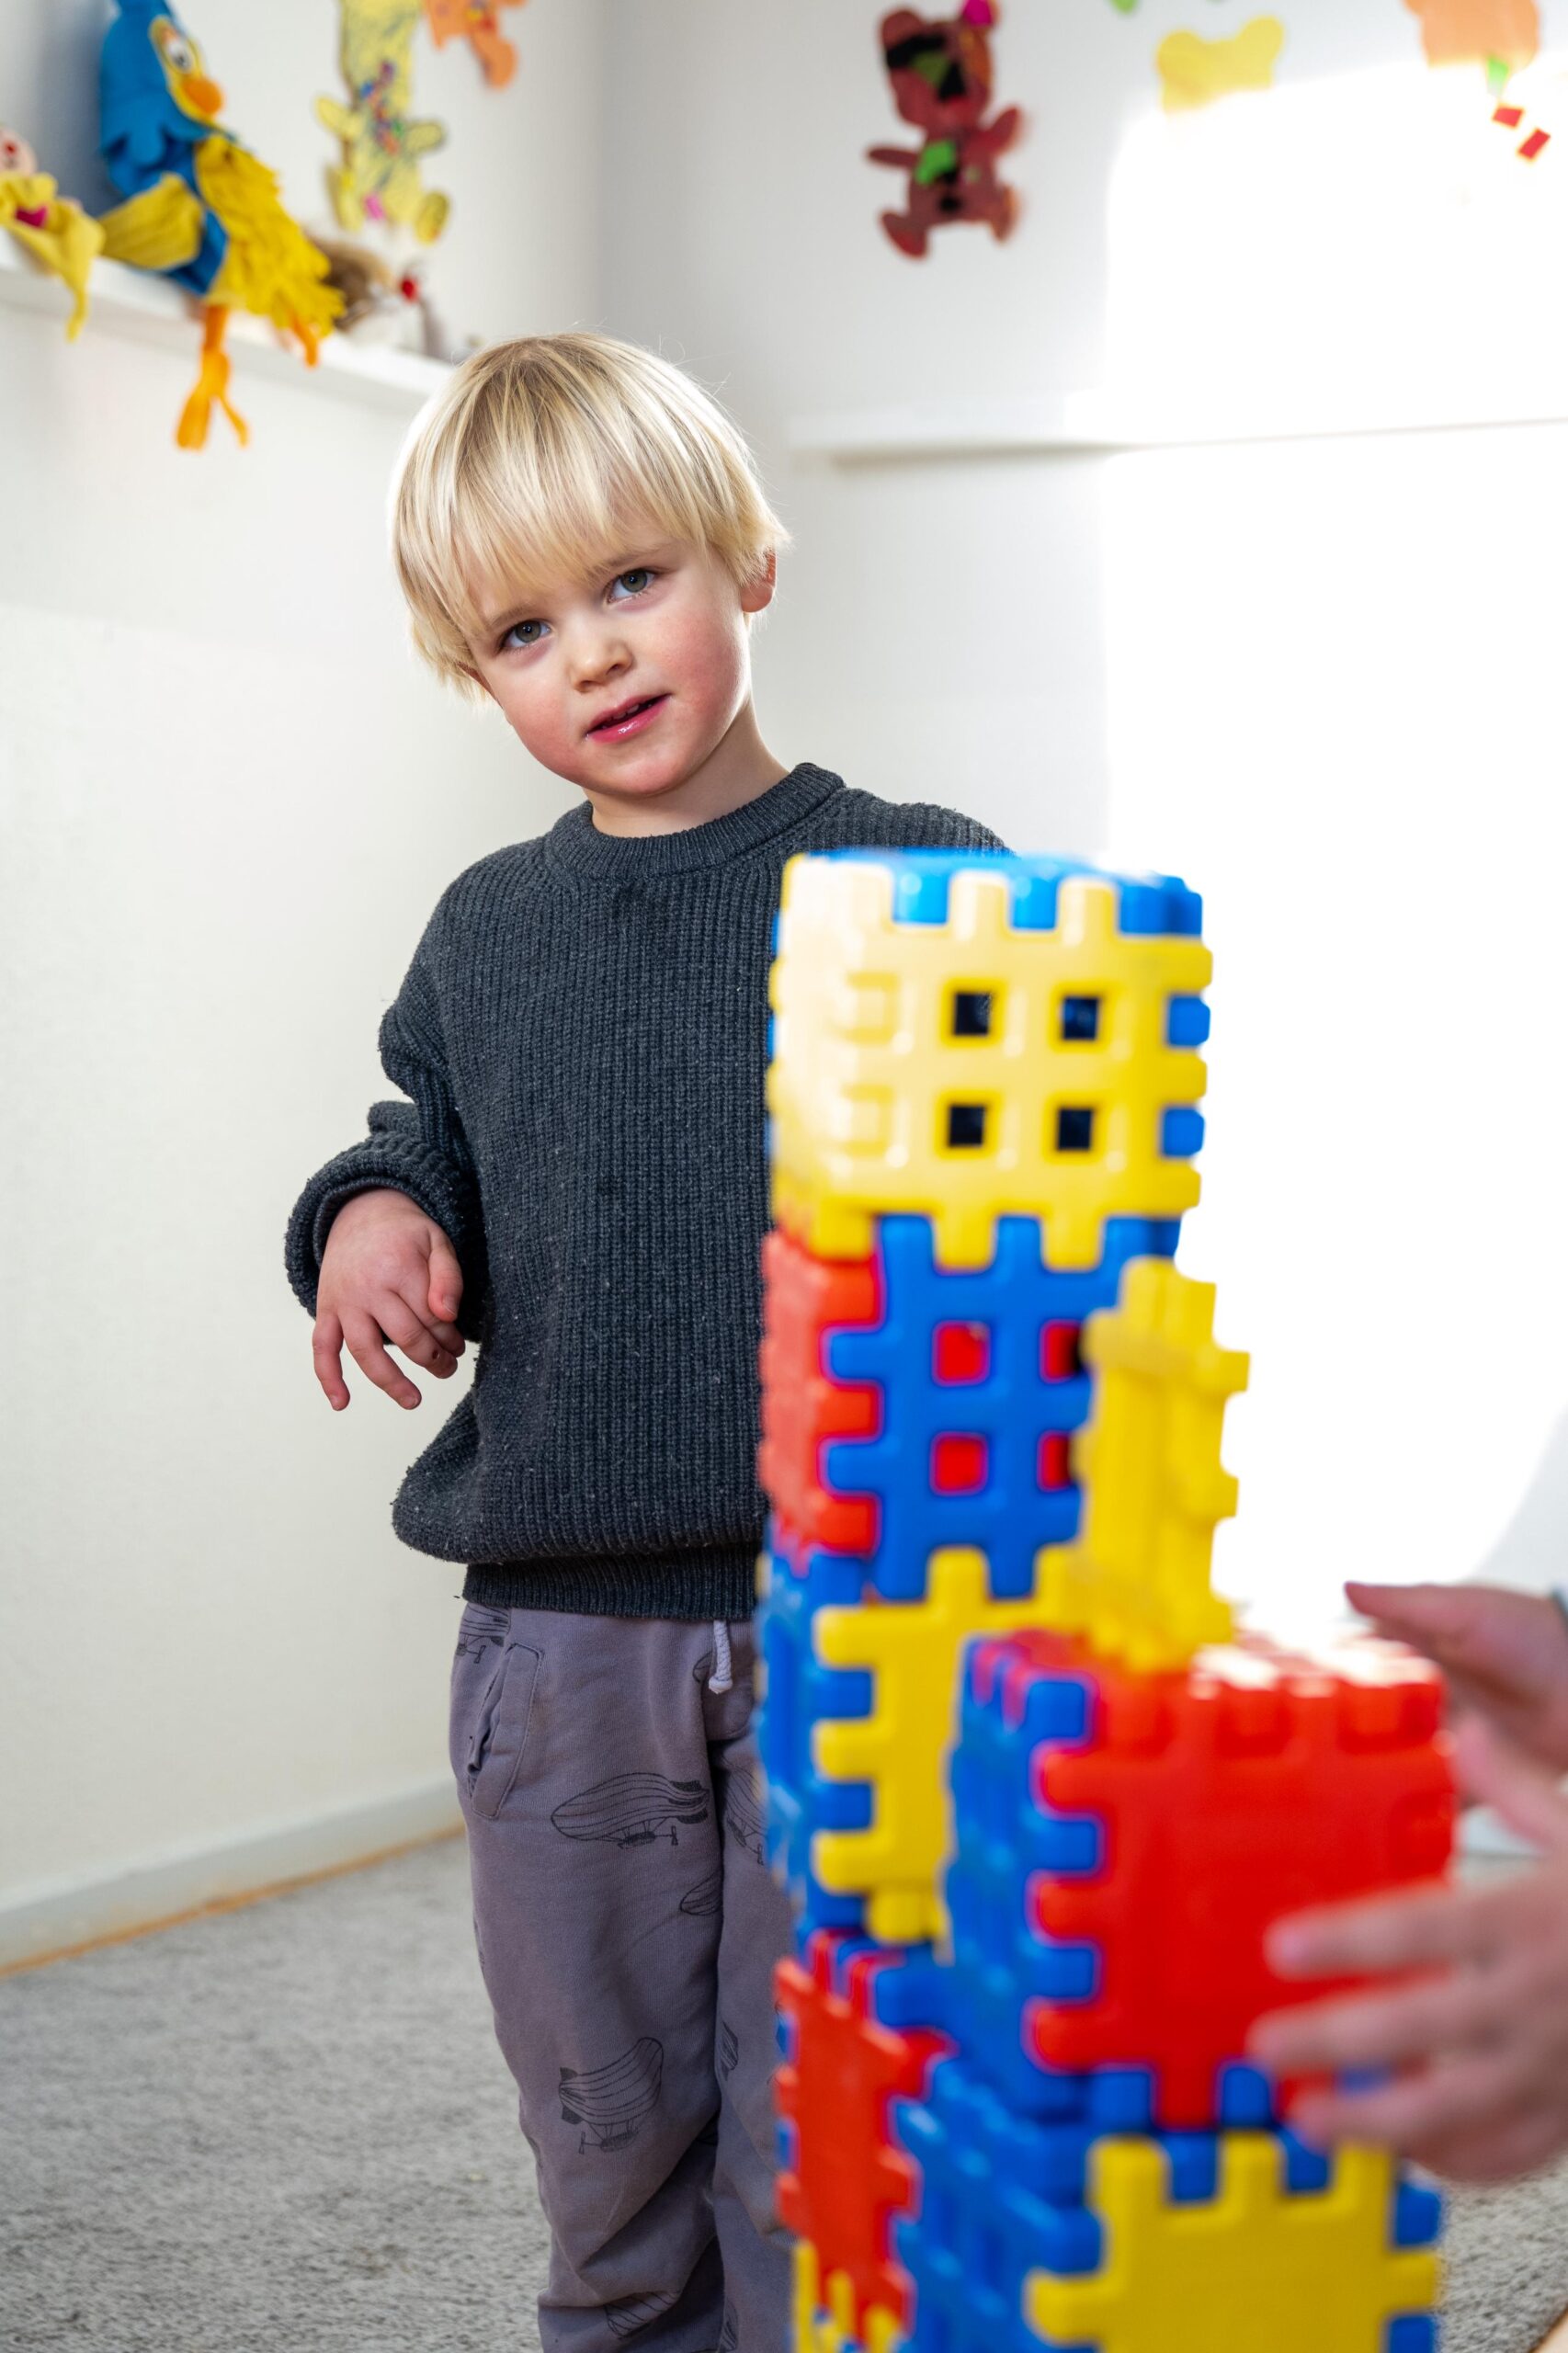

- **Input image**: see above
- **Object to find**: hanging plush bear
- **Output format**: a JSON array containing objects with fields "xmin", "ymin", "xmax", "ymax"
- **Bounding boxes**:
[{"xmin": 868, "ymin": 0, "xmax": 1022, "ymax": 258}]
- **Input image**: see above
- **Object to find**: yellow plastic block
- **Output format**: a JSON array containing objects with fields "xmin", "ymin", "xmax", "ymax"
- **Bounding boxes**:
[
  {"xmin": 767, "ymin": 858, "xmax": 1210, "ymax": 1273},
  {"xmin": 1041, "ymin": 1260, "xmax": 1245, "ymax": 1672},
  {"xmin": 793, "ymin": 2242, "xmax": 904, "ymax": 2353},
  {"xmin": 1026, "ymin": 2134, "xmax": 1441, "ymax": 2353},
  {"xmin": 812, "ymin": 1547, "xmax": 1055, "ymax": 1942}
]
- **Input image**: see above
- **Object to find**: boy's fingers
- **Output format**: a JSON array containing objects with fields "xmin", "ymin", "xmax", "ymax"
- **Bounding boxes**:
[
  {"xmin": 341, "ymin": 1307, "xmax": 423, "ymax": 1410},
  {"xmin": 1249, "ymin": 1970, "xmax": 1495, "ymax": 2077},
  {"xmin": 381, "ymin": 1288, "xmax": 461, "ymax": 1381},
  {"xmin": 1454, "ymin": 1717, "xmax": 1568, "ymax": 1855},
  {"xmin": 1267, "ymin": 1878, "xmax": 1480, "ymax": 1980},
  {"xmin": 426, "ymin": 1234, "xmax": 464, "ymax": 1331},
  {"xmin": 312, "ymin": 1308, "xmax": 350, "ymax": 1409}
]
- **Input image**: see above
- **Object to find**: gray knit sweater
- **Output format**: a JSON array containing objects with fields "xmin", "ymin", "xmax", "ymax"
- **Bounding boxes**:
[{"xmin": 284, "ymin": 762, "xmax": 1006, "ymax": 1620}]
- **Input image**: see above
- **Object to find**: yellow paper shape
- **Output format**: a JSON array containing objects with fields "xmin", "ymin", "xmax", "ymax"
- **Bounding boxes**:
[
  {"xmin": 317, "ymin": 0, "xmax": 449, "ymax": 243},
  {"xmin": 1041, "ymin": 1258, "xmax": 1244, "ymax": 1671},
  {"xmin": 1404, "ymin": 0, "xmax": 1539, "ymax": 67},
  {"xmin": 768, "ymin": 858, "xmax": 1210, "ymax": 1274},
  {"xmin": 1157, "ymin": 18, "xmax": 1286, "ymax": 111},
  {"xmin": 812, "ymin": 1547, "xmax": 1057, "ymax": 1943},
  {"xmin": 1, "ymin": 173, "xmax": 107, "ymax": 339},
  {"xmin": 1028, "ymin": 2135, "xmax": 1441, "ymax": 2353}
]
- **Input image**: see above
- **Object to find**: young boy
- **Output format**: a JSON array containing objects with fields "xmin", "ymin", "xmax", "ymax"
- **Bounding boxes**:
[{"xmin": 283, "ymin": 330, "xmax": 1004, "ymax": 2351}]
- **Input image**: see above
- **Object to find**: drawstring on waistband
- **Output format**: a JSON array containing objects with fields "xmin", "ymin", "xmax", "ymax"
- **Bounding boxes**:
[{"xmin": 707, "ymin": 1619, "xmax": 733, "ymax": 1694}]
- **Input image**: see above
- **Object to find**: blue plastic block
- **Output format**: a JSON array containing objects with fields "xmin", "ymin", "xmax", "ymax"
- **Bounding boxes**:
[
  {"xmin": 756, "ymin": 1545, "xmax": 875, "ymax": 1937},
  {"xmin": 1159, "ymin": 1107, "xmax": 1206, "ymax": 1160},
  {"xmin": 822, "ymin": 849, "xmax": 1203, "ymax": 939},
  {"xmin": 1165, "ymin": 994, "xmax": 1211, "ymax": 1048},
  {"xmin": 1386, "ymin": 2322, "xmax": 1438, "ymax": 2353},
  {"xmin": 1392, "ymin": 2178, "xmax": 1444, "ymax": 2251},
  {"xmin": 821, "ymin": 1213, "xmax": 1177, "ymax": 1599}
]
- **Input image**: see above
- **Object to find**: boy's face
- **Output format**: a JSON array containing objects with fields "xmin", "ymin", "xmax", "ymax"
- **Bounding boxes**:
[{"xmin": 463, "ymin": 531, "xmax": 776, "ymax": 810}]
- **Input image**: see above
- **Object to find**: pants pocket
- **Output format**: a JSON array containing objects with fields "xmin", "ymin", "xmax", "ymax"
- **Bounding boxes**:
[{"xmin": 451, "ymin": 1611, "xmax": 543, "ymax": 1821}]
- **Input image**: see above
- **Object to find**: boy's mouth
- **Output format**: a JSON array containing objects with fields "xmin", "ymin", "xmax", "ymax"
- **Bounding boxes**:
[{"xmin": 586, "ymin": 692, "xmax": 669, "ymax": 740}]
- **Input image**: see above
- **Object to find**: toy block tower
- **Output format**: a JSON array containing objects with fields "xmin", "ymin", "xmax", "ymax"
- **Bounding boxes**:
[{"xmin": 756, "ymin": 849, "xmax": 1453, "ymax": 2352}]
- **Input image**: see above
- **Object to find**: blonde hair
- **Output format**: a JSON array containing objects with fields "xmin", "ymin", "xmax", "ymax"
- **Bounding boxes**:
[{"xmin": 391, "ymin": 331, "xmax": 790, "ymax": 698}]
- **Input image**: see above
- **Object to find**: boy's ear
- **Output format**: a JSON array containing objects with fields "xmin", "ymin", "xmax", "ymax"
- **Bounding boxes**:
[{"xmin": 740, "ymin": 548, "xmax": 778, "ymax": 618}]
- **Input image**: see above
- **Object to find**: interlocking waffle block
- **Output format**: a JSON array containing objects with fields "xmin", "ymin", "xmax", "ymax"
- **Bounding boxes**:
[
  {"xmin": 793, "ymin": 2241, "xmax": 903, "ymax": 2352},
  {"xmin": 1041, "ymin": 1260, "xmax": 1245, "ymax": 1670},
  {"xmin": 759, "ymin": 1214, "xmax": 1175, "ymax": 1595},
  {"xmin": 776, "ymin": 1931, "xmax": 950, "ymax": 2335},
  {"xmin": 757, "ymin": 1544, "xmax": 874, "ymax": 1935},
  {"xmin": 945, "ymin": 1631, "xmax": 1455, "ymax": 2128},
  {"xmin": 767, "ymin": 853, "xmax": 1210, "ymax": 1272},
  {"xmin": 761, "ymin": 1543, "xmax": 1061, "ymax": 1943},
  {"xmin": 886, "ymin": 2057, "xmax": 1440, "ymax": 2353},
  {"xmin": 1027, "ymin": 2132, "xmax": 1442, "ymax": 2353}
]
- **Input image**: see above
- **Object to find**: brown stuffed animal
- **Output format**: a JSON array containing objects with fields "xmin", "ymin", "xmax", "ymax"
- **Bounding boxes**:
[{"xmin": 868, "ymin": 0, "xmax": 1022, "ymax": 258}]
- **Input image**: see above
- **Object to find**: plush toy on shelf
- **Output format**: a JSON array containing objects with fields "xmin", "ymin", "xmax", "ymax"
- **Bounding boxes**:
[
  {"xmin": 97, "ymin": 0, "xmax": 343, "ymax": 449},
  {"xmin": 868, "ymin": 0, "xmax": 1023, "ymax": 258},
  {"xmin": 317, "ymin": 0, "xmax": 450, "ymax": 245},
  {"xmin": 424, "ymin": 0, "xmax": 528, "ymax": 89},
  {"xmin": 0, "ymin": 126, "xmax": 107, "ymax": 340}
]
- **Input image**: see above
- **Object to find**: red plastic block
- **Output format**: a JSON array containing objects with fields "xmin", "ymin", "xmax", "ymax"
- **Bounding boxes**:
[
  {"xmin": 1037, "ymin": 1433, "xmax": 1073, "ymax": 1491},
  {"xmin": 1041, "ymin": 1322, "xmax": 1083, "ymax": 1381},
  {"xmin": 775, "ymin": 1930, "xmax": 952, "ymax": 2332},
  {"xmin": 931, "ymin": 1434, "xmax": 988, "ymax": 1494},
  {"xmin": 934, "ymin": 1320, "xmax": 991, "ymax": 1384},
  {"xmin": 758, "ymin": 1230, "xmax": 881, "ymax": 1556},
  {"xmin": 983, "ymin": 1633, "xmax": 1456, "ymax": 2128}
]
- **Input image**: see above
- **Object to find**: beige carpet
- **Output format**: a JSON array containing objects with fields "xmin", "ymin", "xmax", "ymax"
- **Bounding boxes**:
[{"xmin": 2, "ymin": 1836, "xmax": 1565, "ymax": 2350}]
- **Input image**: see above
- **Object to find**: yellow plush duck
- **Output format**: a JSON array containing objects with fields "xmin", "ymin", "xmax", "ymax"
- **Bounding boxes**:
[
  {"xmin": 98, "ymin": 2, "xmax": 343, "ymax": 449},
  {"xmin": 0, "ymin": 126, "xmax": 107, "ymax": 339}
]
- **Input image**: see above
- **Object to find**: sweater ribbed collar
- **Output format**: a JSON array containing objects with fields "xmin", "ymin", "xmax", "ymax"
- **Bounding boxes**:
[{"xmin": 543, "ymin": 762, "xmax": 846, "ymax": 881}]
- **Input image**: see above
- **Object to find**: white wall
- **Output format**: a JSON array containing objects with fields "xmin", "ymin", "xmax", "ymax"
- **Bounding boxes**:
[
  {"xmin": 0, "ymin": 0, "xmax": 603, "ymax": 1959},
  {"xmin": 9, "ymin": 0, "xmax": 1568, "ymax": 1957},
  {"xmin": 597, "ymin": 0, "xmax": 1568, "ymax": 1630}
]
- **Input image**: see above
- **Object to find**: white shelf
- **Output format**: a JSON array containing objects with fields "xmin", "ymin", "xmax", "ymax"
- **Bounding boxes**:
[
  {"xmin": 0, "ymin": 230, "xmax": 454, "ymax": 415},
  {"xmin": 788, "ymin": 387, "xmax": 1568, "ymax": 462}
]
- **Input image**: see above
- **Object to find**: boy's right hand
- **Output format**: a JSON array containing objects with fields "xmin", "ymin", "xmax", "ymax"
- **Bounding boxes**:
[{"xmin": 312, "ymin": 1188, "xmax": 467, "ymax": 1412}]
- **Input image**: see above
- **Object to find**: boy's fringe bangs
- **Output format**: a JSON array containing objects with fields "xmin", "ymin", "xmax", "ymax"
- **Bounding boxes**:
[{"xmin": 392, "ymin": 334, "xmax": 789, "ymax": 697}]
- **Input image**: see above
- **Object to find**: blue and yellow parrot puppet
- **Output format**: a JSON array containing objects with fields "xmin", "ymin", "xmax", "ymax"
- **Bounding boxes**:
[{"xmin": 98, "ymin": 2, "xmax": 343, "ymax": 449}]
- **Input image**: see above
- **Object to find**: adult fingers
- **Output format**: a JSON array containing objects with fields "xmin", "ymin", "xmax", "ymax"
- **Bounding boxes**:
[
  {"xmin": 1249, "ymin": 1970, "xmax": 1497, "ymax": 2078},
  {"xmin": 341, "ymin": 1305, "xmax": 425, "ymax": 1411},
  {"xmin": 1288, "ymin": 2047, "xmax": 1534, "ymax": 2158},
  {"xmin": 1453, "ymin": 1717, "xmax": 1568, "ymax": 1856},
  {"xmin": 1413, "ymin": 2104, "xmax": 1568, "ymax": 2187},
  {"xmin": 312, "ymin": 1307, "xmax": 350, "ymax": 1410},
  {"xmin": 1266, "ymin": 1877, "xmax": 1489, "ymax": 1981},
  {"xmin": 1345, "ymin": 1582, "xmax": 1478, "ymax": 1648}
]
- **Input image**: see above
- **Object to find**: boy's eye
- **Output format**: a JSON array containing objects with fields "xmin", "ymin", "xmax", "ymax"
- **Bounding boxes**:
[
  {"xmin": 500, "ymin": 619, "xmax": 546, "ymax": 651},
  {"xmin": 611, "ymin": 568, "xmax": 654, "ymax": 598}
]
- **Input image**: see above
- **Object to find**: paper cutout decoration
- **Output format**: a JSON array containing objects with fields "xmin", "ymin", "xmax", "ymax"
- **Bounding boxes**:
[
  {"xmin": 0, "ymin": 127, "xmax": 107, "ymax": 339},
  {"xmin": 317, "ymin": 0, "xmax": 449, "ymax": 243},
  {"xmin": 1403, "ymin": 0, "xmax": 1540, "ymax": 68},
  {"xmin": 1156, "ymin": 17, "xmax": 1286, "ymax": 111},
  {"xmin": 424, "ymin": 0, "xmax": 528, "ymax": 89},
  {"xmin": 1494, "ymin": 92, "xmax": 1552, "ymax": 157},
  {"xmin": 99, "ymin": 2, "xmax": 342, "ymax": 449},
  {"xmin": 868, "ymin": 1, "xmax": 1024, "ymax": 257}
]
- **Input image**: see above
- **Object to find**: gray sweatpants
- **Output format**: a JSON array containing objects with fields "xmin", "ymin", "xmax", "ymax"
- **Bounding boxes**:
[{"xmin": 449, "ymin": 1601, "xmax": 795, "ymax": 2352}]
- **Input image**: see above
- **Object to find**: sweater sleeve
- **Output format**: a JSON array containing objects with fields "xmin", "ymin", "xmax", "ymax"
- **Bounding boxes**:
[{"xmin": 282, "ymin": 931, "xmax": 487, "ymax": 1336}]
